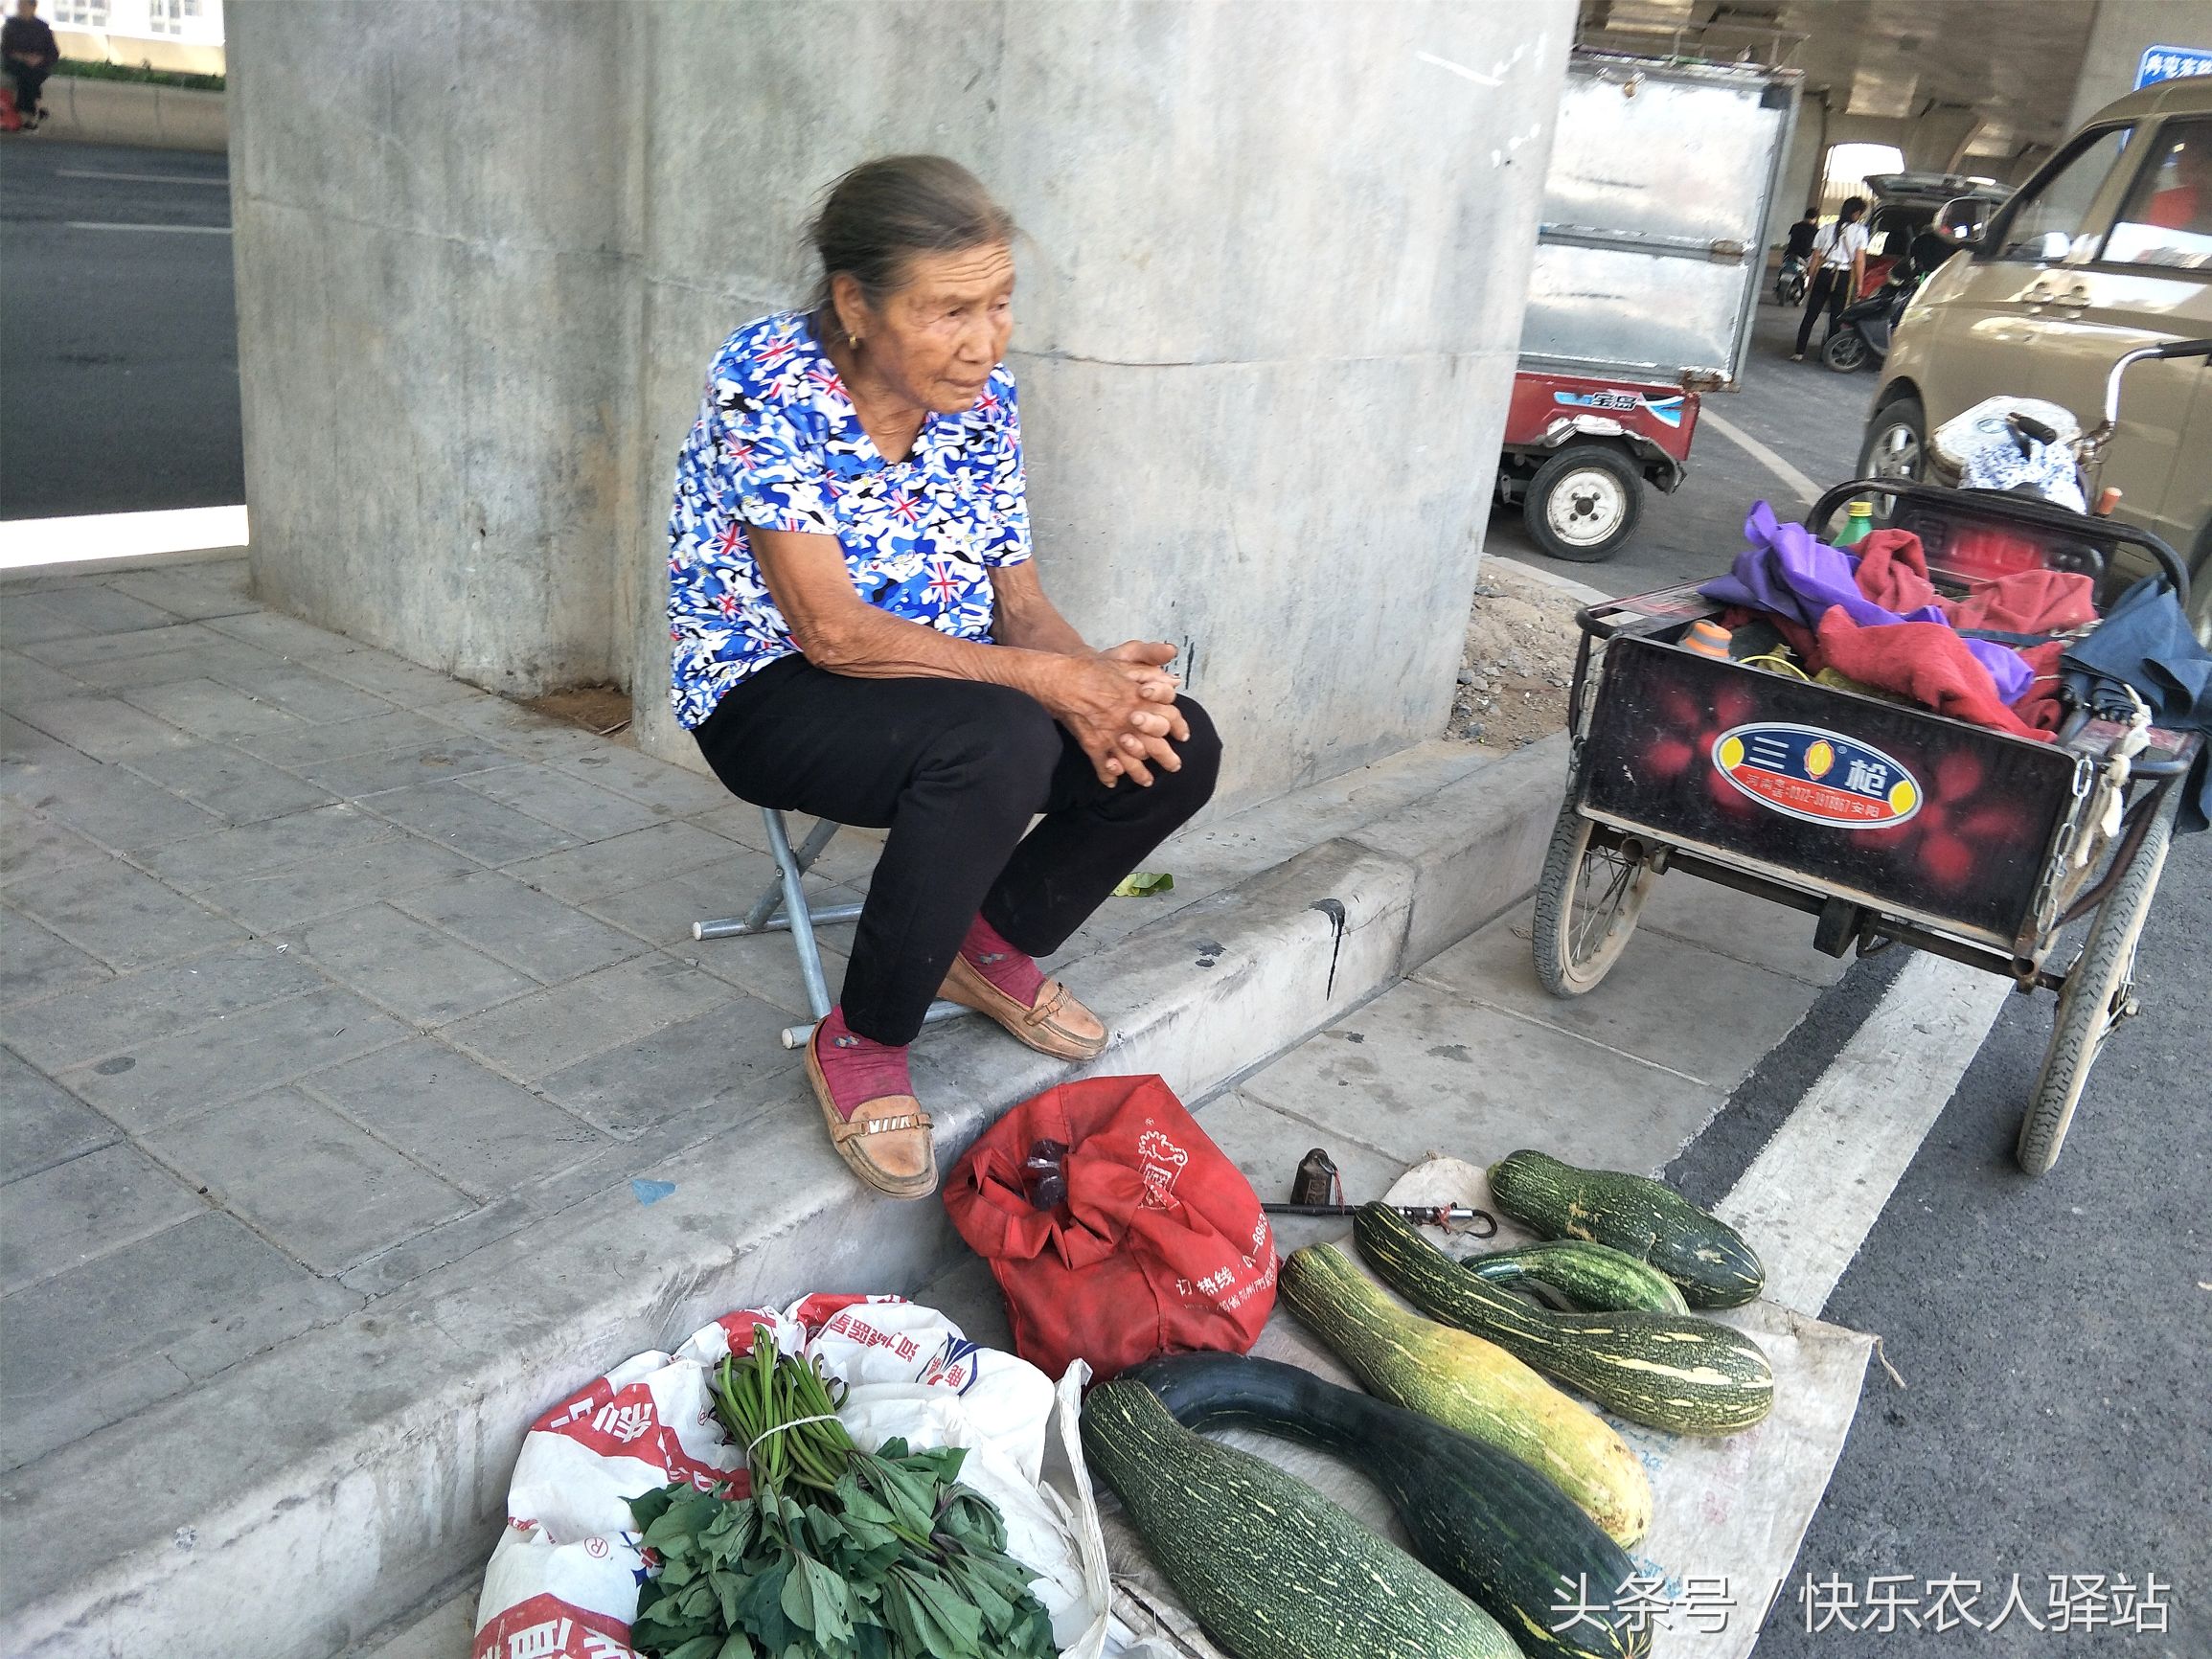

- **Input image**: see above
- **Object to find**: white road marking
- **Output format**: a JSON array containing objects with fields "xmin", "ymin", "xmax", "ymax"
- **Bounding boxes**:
[
  {"xmin": 57, "ymin": 169, "xmax": 228, "ymax": 187},
  {"xmin": 63, "ymin": 220, "xmax": 230, "ymax": 235},
  {"xmin": 1415, "ymin": 49, "xmax": 1504, "ymax": 86},
  {"xmin": 1700, "ymin": 408, "xmax": 1823, "ymax": 506},
  {"xmin": 0, "ymin": 506, "xmax": 249, "ymax": 572},
  {"xmin": 1715, "ymin": 951, "xmax": 2011, "ymax": 1316}
]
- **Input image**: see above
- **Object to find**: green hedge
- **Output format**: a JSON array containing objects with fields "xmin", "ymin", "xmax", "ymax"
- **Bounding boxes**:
[{"xmin": 55, "ymin": 57, "xmax": 224, "ymax": 93}]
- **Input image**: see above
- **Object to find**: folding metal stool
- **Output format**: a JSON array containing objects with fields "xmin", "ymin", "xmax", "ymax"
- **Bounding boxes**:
[{"xmin": 693, "ymin": 807, "xmax": 973, "ymax": 1050}]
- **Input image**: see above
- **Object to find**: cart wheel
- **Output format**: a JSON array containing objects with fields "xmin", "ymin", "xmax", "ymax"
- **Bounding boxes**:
[
  {"xmin": 1523, "ymin": 444, "xmax": 1643, "ymax": 562},
  {"xmin": 1533, "ymin": 802, "xmax": 1657, "ymax": 997},
  {"xmin": 1822, "ymin": 330, "xmax": 1870, "ymax": 373},
  {"xmin": 2017, "ymin": 789, "xmax": 2181, "ymax": 1176}
]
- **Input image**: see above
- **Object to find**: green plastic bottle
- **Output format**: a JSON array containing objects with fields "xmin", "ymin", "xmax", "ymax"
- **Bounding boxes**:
[{"xmin": 1834, "ymin": 498, "xmax": 1876, "ymax": 549}]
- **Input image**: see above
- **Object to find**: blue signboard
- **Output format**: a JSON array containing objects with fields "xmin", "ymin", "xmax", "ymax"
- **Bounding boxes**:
[{"xmin": 2136, "ymin": 44, "xmax": 2212, "ymax": 88}]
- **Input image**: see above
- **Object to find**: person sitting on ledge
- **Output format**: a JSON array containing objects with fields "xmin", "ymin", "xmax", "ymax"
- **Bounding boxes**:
[{"xmin": 667, "ymin": 153, "xmax": 1220, "ymax": 1201}]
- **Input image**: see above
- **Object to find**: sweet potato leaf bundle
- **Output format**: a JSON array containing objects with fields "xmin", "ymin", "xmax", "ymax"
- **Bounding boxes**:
[{"xmin": 627, "ymin": 1329, "xmax": 1055, "ymax": 1659}]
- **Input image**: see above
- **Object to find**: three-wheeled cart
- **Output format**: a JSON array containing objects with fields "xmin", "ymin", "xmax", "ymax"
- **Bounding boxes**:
[{"xmin": 1533, "ymin": 481, "xmax": 2199, "ymax": 1175}]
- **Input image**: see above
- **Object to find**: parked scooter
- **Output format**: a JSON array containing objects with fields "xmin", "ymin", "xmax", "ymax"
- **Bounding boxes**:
[
  {"xmin": 1821, "ymin": 265, "xmax": 1922, "ymax": 374},
  {"xmin": 1774, "ymin": 252, "xmax": 1808, "ymax": 307}
]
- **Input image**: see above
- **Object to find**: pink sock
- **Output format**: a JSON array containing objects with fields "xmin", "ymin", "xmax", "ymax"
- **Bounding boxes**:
[
  {"xmin": 961, "ymin": 916, "xmax": 1047, "ymax": 1007},
  {"xmin": 814, "ymin": 1007, "xmax": 913, "ymax": 1120}
]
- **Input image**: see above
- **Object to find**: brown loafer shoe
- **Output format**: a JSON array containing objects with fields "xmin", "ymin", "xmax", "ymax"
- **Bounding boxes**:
[
  {"xmin": 940, "ymin": 952, "xmax": 1109, "ymax": 1061},
  {"xmin": 805, "ymin": 1027, "xmax": 937, "ymax": 1200}
]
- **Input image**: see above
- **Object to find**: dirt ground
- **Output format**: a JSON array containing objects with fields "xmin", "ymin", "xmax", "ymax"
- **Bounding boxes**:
[
  {"xmin": 1448, "ymin": 559, "xmax": 1585, "ymax": 747},
  {"xmin": 524, "ymin": 683, "xmax": 635, "ymax": 739}
]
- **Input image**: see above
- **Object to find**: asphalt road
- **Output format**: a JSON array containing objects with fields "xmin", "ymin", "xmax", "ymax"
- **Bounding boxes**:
[
  {"xmin": 1491, "ymin": 292, "xmax": 1882, "ymax": 598},
  {"xmin": 0, "ymin": 136, "xmax": 240, "ymax": 520},
  {"xmin": 1665, "ymin": 831, "xmax": 2210, "ymax": 1654}
]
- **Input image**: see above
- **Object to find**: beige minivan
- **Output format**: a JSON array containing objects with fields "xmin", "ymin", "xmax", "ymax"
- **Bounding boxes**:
[{"xmin": 1859, "ymin": 75, "xmax": 2212, "ymax": 633}]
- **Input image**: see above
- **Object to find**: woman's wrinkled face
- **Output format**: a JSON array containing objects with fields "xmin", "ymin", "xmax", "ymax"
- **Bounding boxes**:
[{"xmin": 836, "ymin": 241, "xmax": 1015, "ymax": 414}]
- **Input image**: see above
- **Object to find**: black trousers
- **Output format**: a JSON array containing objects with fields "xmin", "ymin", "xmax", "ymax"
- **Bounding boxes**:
[
  {"xmin": 694, "ymin": 655, "xmax": 1222, "ymax": 1045},
  {"xmin": 1796, "ymin": 266, "xmax": 1849, "ymax": 355},
  {"xmin": 7, "ymin": 64, "xmax": 48, "ymax": 120}
]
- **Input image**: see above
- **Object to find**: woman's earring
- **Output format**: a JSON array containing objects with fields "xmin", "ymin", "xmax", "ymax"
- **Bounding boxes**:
[{"xmin": 848, "ymin": 331, "xmax": 861, "ymax": 350}]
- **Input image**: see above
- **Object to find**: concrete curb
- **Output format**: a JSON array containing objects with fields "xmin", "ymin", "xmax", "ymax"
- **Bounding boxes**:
[
  {"xmin": 26, "ymin": 75, "xmax": 227, "ymax": 151},
  {"xmin": 0, "ymin": 732, "xmax": 1569, "ymax": 1658}
]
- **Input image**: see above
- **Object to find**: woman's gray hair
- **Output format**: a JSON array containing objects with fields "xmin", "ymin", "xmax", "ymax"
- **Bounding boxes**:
[{"xmin": 809, "ymin": 155, "xmax": 1015, "ymax": 311}]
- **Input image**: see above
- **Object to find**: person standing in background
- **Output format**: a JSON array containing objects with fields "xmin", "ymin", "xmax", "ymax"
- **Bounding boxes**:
[
  {"xmin": 1792, "ymin": 195, "xmax": 1869, "ymax": 362},
  {"xmin": 3, "ymin": 0, "xmax": 58, "ymax": 131}
]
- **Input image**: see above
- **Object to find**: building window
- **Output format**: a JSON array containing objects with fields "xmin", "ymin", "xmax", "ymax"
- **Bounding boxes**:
[
  {"xmin": 148, "ymin": 0, "xmax": 203, "ymax": 36},
  {"xmin": 51, "ymin": 0, "xmax": 111, "ymax": 26}
]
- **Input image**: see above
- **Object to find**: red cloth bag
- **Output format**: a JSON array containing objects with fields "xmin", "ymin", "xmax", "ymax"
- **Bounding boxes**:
[{"xmin": 941, "ymin": 1075, "xmax": 1278, "ymax": 1382}]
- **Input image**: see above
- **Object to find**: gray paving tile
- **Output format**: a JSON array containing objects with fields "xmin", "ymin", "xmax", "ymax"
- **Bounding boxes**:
[
  {"xmin": 125, "ymin": 743, "xmax": 336, "ymax": 826},
  {"xmin": 3, "ymin": 587, "xmax": 183, "ymax": 644},
  {"xmin": 337, "ymin": 1193, "xmax": 538, "ymax": 1298},
  {"xmin": 291, "ymin": 902, "xmax": 536, "ymax": 1026},
  {"xmin": 558, "ymin": 744, "xmax": 733, "ymax": 818},
  {"xmin": 118, "ymin": 675, "xmax": 313, "ymax": 743},
  {"xmin": 1236, "ymin": 976, "xmax": 1722, "ymax": 1176},
  {"xmin": 308, "ymin": 1038, "xmax": 609, "ymax": 1195},
  {"xmin": 0, "ymin": 1212, "xmax": 360, "ymax": 1470},
  {"xmin": 536, "ymin": 995, "xmax": 799, "ymax": 1138},
  {"xmin": 296, "ymin": 738, "xmax": 520, "ymax": 801},
  {"xmin": 150, "ymin": 1086, "xmax": 472, "ymax": 1274},
  {"xmin": 11, "ymin": 695, "xmax": 196, "ymax": 763},
  {"xmin": 0, "ymin": 712, "xmax": 75, "ymax": 763},
  {"xmin": 441, "ymin": 953, "xmax": 737, "ymax": 1082},
  {"xmin": 202, "ymin": 605, "xmax": 360, "ymax": 658},
  {"xmin": 0, "ymin": 1143, "xmax": 207, "ymax": 1295},
  {"xmin": 387, "ymin": 869, "xmax": 645, "ymax": 984},
  {"xmin": 682, "ymin": 800, "xmax": 778, "ymax": 852},
  {"xmin": 9, "ymin": 858, "xmax": 245, "ymax": 971},
  {"xmin": 38, "ymin": 636, "xmax": 285, "ymax": 695},
  {"xmin": 577, "ymin": 849, "xmax": 797, "ymax": 945},
  {"xmin": 1635, "ymin": 874, "xmax": 1854, "ymax": 988},
  {"xmin": 460, "ymin": 764, "xmax": 668, "ymax": 841},
  {"xmin": 194, "ymin": 832, "xmax": 476, "ymax": 932},
  {"xmin": 502, "ymin": 818, "xmax": 743, "ymax": 904},
  {"xmin": 2, "ymin": 757, "xmax": 224, "ymax": 852},
  {"xmin": 141, "ymin": 802, "xmax": 394, "ymax": 890},
  {"xmin": 232, "ymin": 707, "xmax": 473, "ymax": 769},
  {"xmin": 200, "ymin": 663, "xmax": 395, "ymax": 725},
  {"xmin": 103, "ymin": 564, "xmax": 259, "ymax": 622},
  {"xmin": 4, "ymin": 940, "xmax": 320, "ymax": 1071},
  {"xmin": 18, "ymin": 619, "xmax": 217, "ymax": 670},
  {"xmin": 430, "ymin": 695, "xmax": 611, "ymax": 762},
  {"xmin": 57, "ymin": 985, "xmax": 409, "ymax": 1133},
  {"xmin": 0, "ymin": 595, "xmax": 97, "ymax": 648},
  {"xmin": 316, "ymin": 648, "xmax": 484, "ymax": 707},
  {"xmin": 0, "ymin": 906, "xmax": 113, "ymax": 1007},
  {"xmin": 0, "ymin": 648, "xmax": 92, "ymax": 710},
  {"xmin": 1414, "ymin": 904, "xmax": 1822, "ymax": 1091},
  {"xmin": 0, "ymin": 801, "xmax": 104, "ymax": 888},
  {"xmin": 0, "ymin": 1047, "xmax": 118, "ymax": 1184},
  {"xmin": 364, "ymin": 780, "xmax": 578, "ymax": 866}
]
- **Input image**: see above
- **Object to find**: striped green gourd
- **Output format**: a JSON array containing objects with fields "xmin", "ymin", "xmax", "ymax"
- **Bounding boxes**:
[
  {"xmin": 1488, "ymin": 1149, "xmax": 1766, "ymax": 1308},
  {"xmin": 1079, "ymin": 1379, "xmax": 1519, "ymax": 1659},
  {"xmin": 1278, "ymin": 1241, "xmax": 1651, "ymax": 1545},
  {"xmin": 1466, "ymin": 1239, "xmax": 1691, "ymax": 1315},
  {"xmin": 1358, "ymin": 1203, "xmax": 1774, "ymax": 1436}
]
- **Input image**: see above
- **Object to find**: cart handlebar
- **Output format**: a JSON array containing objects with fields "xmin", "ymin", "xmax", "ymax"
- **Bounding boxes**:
[{"xmin": 1806, "ymin": 478, "xmax": 2190, "ymax": 604}]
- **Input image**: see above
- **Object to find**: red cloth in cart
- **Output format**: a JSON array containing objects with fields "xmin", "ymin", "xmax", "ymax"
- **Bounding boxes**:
[
  {"xmin": 2012, "ymin": 640, "xmax": 2070, "ymax": 734},
  {"xmin": 1851, "ymin": 528, "xmax": 2097, "ymax": 636},
  {"xmin": 1813, "ymin": 610, "xmax": 2053, "ymax": 741},
  {"xmin": 941, "ymin": 1074, "xmax": 1277, "ymax": 1383}
]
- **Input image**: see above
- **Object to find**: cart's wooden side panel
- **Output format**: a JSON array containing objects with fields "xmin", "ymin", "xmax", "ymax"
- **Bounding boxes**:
[{"xmin": 1580, "ymin": 639, "xmax": 2082, "ymax": 945}]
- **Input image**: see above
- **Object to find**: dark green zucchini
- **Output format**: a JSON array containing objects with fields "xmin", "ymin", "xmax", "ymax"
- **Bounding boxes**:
[
  {"xmin": 1358, "ymin": 1204, "xmax": 1774, "ymax": 1436},
  {"xmin": 1466, "ymin": 1239, "xmax": 1690, "ymax": 1314},
  {"xmin": 1489, "ymin": 1149, "xmax": 1766, "ymax": 1308},
  {"xmin": 1080, "ymin": 1379, "xmax": 1518, "ymax": 1659},
  {"xmin": 1128, "ymin": 1352, "xmax": 1650, "ymax": 1659}
]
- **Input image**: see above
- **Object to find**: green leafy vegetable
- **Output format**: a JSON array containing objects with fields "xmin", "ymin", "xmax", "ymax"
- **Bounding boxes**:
[
  {"xmin": 627, "ymin": 1327, "xmax": 1056, "ymax": 1658},
  {"xmin": 1111, "ymin": 871, "xmax": 1174, "ymax": 898}
]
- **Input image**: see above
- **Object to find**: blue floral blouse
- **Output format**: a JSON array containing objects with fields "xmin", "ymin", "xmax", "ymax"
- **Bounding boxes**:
[{"xmin": 665, "ymin": 309, "xmax": 1032, "ymax": 729}]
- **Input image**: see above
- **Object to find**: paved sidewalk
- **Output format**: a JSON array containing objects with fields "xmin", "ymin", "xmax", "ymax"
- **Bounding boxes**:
[{"xmin": 1, "ymin": 555, "xmax": 1504, "ymax": 1479}]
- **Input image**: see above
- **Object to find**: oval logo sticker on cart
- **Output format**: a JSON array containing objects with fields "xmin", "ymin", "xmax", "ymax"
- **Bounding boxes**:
[{"xmin": 1712, "ymin": 723, "xmax": 1922, "ymax": 828}]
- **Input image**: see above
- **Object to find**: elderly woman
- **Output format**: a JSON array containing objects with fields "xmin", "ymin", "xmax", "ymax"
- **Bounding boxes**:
[{"xmin": 668, "ymin": 155, "xmax": 1220, "ymax": 1200}]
